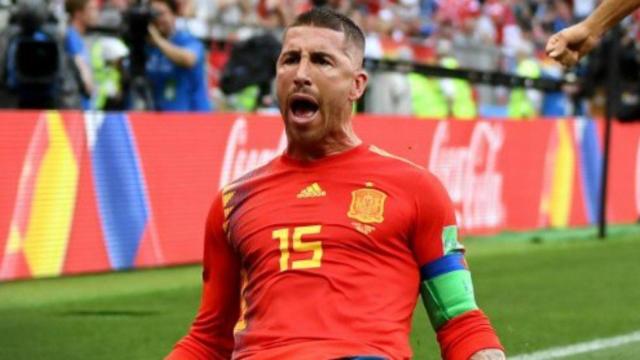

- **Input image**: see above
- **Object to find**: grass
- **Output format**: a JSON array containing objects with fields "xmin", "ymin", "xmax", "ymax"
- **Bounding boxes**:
[{"xmin": 0, "ymin": 225, "xmax": 639, "ymax": 359}]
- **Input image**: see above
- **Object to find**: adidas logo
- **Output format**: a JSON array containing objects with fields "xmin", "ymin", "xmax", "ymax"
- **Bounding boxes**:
[{"xmin": 297, "ymin": 182, "xmax": 326, "ymax": 198}]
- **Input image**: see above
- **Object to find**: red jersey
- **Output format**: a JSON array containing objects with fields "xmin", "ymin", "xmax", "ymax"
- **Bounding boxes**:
[{"xmin": 168, "ymin": 144, "xmax": 501, "ymax": 360}]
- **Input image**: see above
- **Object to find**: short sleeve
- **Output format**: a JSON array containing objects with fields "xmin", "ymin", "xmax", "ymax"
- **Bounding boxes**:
[
  {"xmin": 65, "ymin": 30, "xmax": 84, "ymax": 56},
  {"xmin": 175, "ymin": 33, "xmax": 204, "ymax": 64}
]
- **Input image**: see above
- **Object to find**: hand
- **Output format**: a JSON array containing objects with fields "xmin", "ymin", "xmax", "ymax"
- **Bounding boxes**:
[
  {"xmin": 546, "ymin": 22, "xmax": 600, "ymax": 68},
  {"xmin": 148, "ymin": 24, "xmax": 163, "ymax": 46},
  {"xmin": 469, "ymin": 348, "xmax": 506, "ymax": 360}
]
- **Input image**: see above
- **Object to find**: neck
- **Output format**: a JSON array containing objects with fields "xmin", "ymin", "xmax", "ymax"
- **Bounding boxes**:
[
  {"xmin": 70, "ymin": 19, "xmax": 86, "ymax": 33},
  {"xmin": 285, "ymin": 121, "xmax": 362, "ymax": 162}
]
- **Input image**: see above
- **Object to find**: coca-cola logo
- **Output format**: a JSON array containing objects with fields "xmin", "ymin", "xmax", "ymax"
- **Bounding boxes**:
[
  {"xmin": 428, "ymin": 122, "xmax": 505, "ymax": 230},
  {"xmin": 219, "ymin": 117, "xmax": 287, "ymax": 188}
]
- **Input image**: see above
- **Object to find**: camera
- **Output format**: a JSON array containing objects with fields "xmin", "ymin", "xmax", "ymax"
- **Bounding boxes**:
[
  {"xmin": 122, "ymin": 1, "xmax": 158, "ymax": 77},
  {"xmin": 11, "ymin": 3, "xmax": 58, "ymax": 82},
  {"xmin": 0, "ymin": 0, "xmax": 64, "ymax": 108}
]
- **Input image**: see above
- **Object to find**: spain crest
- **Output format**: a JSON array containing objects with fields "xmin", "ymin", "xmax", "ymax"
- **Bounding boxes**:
[{"xmin": 348, "ymin": 185, "xmax": 387, "ymax": 224}]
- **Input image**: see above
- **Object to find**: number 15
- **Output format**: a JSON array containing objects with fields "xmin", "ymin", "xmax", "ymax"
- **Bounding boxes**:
[{"xmin": 272, "ymin": 225, "xmax": 323, "ymax": 271}]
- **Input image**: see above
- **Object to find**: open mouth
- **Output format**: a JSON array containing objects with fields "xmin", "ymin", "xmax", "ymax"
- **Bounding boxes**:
[{"xmin": 289, "ymin": 94, "xmax": 319, "ymax": 120}]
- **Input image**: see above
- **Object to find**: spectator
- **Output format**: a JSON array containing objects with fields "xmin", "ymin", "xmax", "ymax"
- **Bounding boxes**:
[
  {"xmin": 550, "ymin": 1, "xmax": 572, "ymax": 33},
  {"xmin": 65, "ymin": 0, "xmax": 99, "ymax": 110},
  {"xmin": 146, "ymin": 0, "xmax": 212, "ymax": 111},
  {"xmin": 507, "ymin": 41, "xmax": 542, "ymax": 119},
  {"xmin": 473, "ymin": 3, "xmax": 497, "ymax": 45},
  {"xmin": 365, "ymin": 45, "xmax": 413, "ymax": 115},
  {"xmin": 437, "ymin": 40, "xmax": 476, "ymax": 120}
]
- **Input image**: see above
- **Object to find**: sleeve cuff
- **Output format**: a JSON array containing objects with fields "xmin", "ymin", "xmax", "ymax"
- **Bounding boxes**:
[{"xmin": 436, "ymin": 309, "xmax": 504, "ymax": 360}]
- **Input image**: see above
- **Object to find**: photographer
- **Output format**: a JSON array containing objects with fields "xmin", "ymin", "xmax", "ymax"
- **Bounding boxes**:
[
  {"xmin": 65, "ymin": 0, "xmax": 99, "ymax": 110},
  {"xmin": 146, "ymin": 0, "xmax": 211, "ymax": 111}
]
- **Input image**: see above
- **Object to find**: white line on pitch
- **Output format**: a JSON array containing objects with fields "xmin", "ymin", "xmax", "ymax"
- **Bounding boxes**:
[{"xmin": 510, "ymin": 330, "xmax": 640, "ymax": 360}]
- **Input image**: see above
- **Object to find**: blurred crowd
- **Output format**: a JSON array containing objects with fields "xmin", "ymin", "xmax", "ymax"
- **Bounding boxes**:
[{"xmin": 1, "ymin": 0, "xmax": 640, "ymax": 119}]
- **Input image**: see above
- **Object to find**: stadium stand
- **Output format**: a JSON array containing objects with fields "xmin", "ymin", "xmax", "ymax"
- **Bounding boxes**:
[{"xmin": 1, "ymin": 0, "xmax": 639, "ymax": 119}]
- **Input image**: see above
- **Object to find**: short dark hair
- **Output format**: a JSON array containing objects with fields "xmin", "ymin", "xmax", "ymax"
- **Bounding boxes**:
[
  {"xmin": 151, "ymin": 0, "xmax": 179, "ymax": 14},
  {"xmin": 289, "ymin": 8, "xmax": 365, "ymax": 57},
  {"xmin": 65, "ymin": 0, "xmax": 89, "ymax": 15}
]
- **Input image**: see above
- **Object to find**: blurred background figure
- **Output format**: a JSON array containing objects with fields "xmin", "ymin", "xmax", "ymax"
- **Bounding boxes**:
[
  {"xmin": 219, "ymin": 32, "xmax": 280, "ymax": 112},
  {"xmin": 145, "ymin": 0, "xmax": 212, "ymax": 111},
  {"xmin": 91, "ymin": 36, "xmax": 129, "ymax": 110},
  {"xmin": 365, "ymin": 45, "xmax": 413, "ymax": 116},
  {"xmin": 436, "ymin": 39, "xmax": 476, "ymax": 120},
  {"xmin": 507, "ymin": 38, "xmax": 541, "ymax": 120},
  {"xmin": 65, "ymin": 0, "xmax": 99, "ymax": 110}
]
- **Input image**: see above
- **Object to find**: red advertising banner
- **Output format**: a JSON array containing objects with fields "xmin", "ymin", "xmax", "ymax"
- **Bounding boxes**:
[{"xmin": 0, "ymin": 111, "xmax": 638, "ymax": 280}]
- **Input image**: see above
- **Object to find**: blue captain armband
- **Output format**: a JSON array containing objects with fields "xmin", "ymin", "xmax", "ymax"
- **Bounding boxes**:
[{"xmin": 419, "ymin": 252, "xmax": 478, "ymax": 330}]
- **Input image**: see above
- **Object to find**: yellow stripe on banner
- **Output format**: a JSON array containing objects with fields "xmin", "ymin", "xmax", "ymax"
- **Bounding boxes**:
[
  {"xmin": 23, "ymin": 112, "xmax": 79, "ymax": 277},
  {"xmin": 7, "ymin": 225, "xmax": 22, "ymax": 253},
  {"xmin": 549, "ymin": 121, "xmax": 575, "ymax": 228}
]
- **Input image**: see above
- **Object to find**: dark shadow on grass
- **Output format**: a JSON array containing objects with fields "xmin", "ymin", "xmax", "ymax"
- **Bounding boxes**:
[{"xmin": 59, "ymin": 309, "xmax": 161, "ymax": 317}]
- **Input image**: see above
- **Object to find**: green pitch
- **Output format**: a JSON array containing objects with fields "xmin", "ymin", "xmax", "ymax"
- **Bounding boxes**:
[{"xmin": 1, "ymin": 225, "xmax": 639, "ymax": 359}]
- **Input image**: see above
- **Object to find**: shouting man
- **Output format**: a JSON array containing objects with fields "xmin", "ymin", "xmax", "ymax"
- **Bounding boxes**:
[{"xmin": 167, "ymin": 8, "xmax": 504, "ymax": 360}]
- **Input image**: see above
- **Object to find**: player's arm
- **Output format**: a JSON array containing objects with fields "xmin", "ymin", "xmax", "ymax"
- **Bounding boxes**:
[
  {"xmin": 411, "ymin": 172, "xmax": 504, "ymax": 360},
  {"xmin": 165, "ymin": 191, "xmax": 242, "ymax": 360},
  {"xmin": 546, "ymin": 0, "xmax": 640, "ymax": 67}
]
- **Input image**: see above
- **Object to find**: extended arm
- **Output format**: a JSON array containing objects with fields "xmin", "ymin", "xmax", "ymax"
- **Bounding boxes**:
[
  {"xmin": 420, "ymin": 252, "xmax": 504, "ymax": 360},
  {"xmin": 166, "ymin": 192, "xmax": 242, "ymax": 359},
  {"xmin": 546, "ymin": 0, "xmax": 640, "ymax": 67},
  {"xmin": 412, "ymin": 172, "xmax": 504, "ymax": 360},
  {"xmin": 583, "ymin": 0, "xmax": 640, "ymax": 36}
]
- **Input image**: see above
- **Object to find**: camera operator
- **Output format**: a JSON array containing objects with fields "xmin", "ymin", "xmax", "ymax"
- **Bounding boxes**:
[
  {"xmin": 146, "ymin": 0, "xmax": 211, "ymax": 111},
  {"xmin": 65, "ymin": 0, "xmax": 99, "ymax": 109},
  {"xmin": 1, "ymin": 0, "xmax": 63, "ymax": 109}
]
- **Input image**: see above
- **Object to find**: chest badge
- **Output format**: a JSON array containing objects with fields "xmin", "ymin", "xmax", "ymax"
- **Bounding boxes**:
[{"xmin": 347, "ymin": 183, "xmax": 387, "ymax": 224}]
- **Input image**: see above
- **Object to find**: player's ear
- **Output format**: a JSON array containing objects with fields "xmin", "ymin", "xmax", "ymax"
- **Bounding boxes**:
[{"xmin": 349, "ymin": 68, "xmax": 368, "ymax": 101}]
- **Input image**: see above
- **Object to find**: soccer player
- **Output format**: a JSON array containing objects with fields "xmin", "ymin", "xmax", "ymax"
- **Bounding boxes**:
[
  {"xmin": 546, "ymin": 0, "xmax": 640, "ymax": 67},
  {"xmin": 166, "ymin": 8, "xmax": 504, "ymax": 360}
]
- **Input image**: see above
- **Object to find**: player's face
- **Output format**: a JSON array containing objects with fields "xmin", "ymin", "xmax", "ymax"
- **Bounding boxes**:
[
  {"xmin": 151, "ymin": 1, "xmax": 175, "ymax": 36},
  {"xmin": 276, "ymin": 26, "xmax": 367, "ymax": 146}
]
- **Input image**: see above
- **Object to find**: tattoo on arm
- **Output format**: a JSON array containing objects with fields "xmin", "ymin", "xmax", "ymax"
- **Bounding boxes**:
[{"xmin": 469, "ymin": 349, "xmax": 506, "ymax": 360}]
